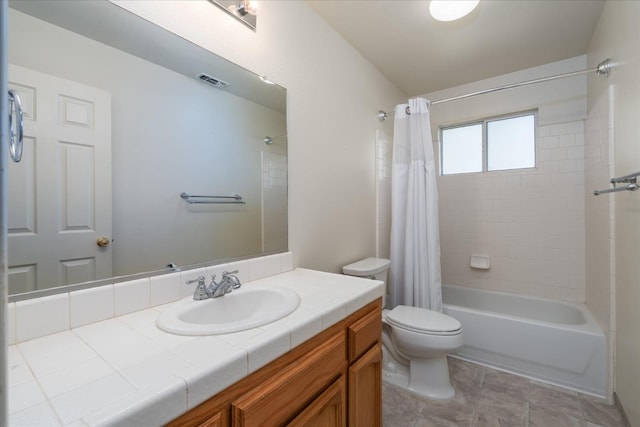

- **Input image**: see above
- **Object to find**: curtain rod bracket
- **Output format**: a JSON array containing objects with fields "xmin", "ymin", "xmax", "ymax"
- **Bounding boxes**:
[{"xmin": 596, "ymin": 58, "xmax": 611, "ymax": 77}]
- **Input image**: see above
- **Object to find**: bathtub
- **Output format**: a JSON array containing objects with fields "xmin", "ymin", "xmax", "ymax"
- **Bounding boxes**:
[{"xmin": 442, "ymin": 284, "xmax": 607, "ymax": 398}]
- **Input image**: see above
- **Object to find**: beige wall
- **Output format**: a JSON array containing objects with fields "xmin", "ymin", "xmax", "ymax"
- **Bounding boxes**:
[
  {"xmin": 113, "ymin": 1, "xmax": 405, "ymax": 273},
  {"xmin": 588, "ymin": 1, "xmax": 640, "ymax": 423}
]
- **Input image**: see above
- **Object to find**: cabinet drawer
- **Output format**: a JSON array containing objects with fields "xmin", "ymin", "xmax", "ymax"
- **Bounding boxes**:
[
  {"xmin": 348, "ymin": 308, "xmax": 381, "ymax": 362},
  {"xmin": 232, "ymin": 331, "xmax": 346, "ymax": 427}
]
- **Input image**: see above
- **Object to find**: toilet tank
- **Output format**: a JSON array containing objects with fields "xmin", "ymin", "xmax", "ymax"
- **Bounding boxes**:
[
  {"xmin": 343, "ymin": 258, "xmax": 391, "ymax": 307},
  {"xmin": 342, "ymin": 257, "xmax": 391, "ymax": 282}
]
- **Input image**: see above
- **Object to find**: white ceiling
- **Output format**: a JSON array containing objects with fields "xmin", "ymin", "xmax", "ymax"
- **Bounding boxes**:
[{"xmin": 306, "ymin": 0, "xmax": 606, "ymax": 96}]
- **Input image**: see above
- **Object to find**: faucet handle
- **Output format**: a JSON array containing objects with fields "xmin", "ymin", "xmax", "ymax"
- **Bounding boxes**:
[
  {"xmin": 222, "ymin": 270, "xmax": 242, "ymax": 289},
  {"xmin": 186, "ymin": 276, "xmax": 209, "ymax": 300},
  {"xmin": 222, "ymin": 270, "xmax": 239, "ymax": 276},
  {"xmin": 185, "ymin": 276, "xmax": 205, "ymax": 286}
]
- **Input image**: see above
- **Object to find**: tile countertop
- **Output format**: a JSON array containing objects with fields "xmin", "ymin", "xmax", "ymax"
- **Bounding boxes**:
[{"xmin": 8, "ymin": 268, "xmax": 384, "ymax": 427}]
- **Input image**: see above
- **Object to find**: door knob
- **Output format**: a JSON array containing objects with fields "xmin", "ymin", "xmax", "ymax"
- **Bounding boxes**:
[{"xmin": 96, "ymin": 237, "xmax": 110, "ymax": 247}]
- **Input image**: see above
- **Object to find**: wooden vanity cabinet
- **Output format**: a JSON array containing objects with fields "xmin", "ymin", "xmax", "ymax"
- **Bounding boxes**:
[
  {"xmin": 348, "ymin": 344, "xmax": 382, "ymax": 427},
  {"xmin": 167, "ymin": 298, "xmax": 382, "ymax": 427},
  {"xmin": 288, "ymin": 376, "xmax": 346, "ymax": 427},
  {"xmin": 347, "ymin": 307, "xmax": 382, "ymax": 427}
]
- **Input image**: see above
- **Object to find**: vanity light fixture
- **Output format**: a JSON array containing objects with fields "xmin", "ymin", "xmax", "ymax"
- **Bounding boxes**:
[
  {"xmin": 209, "ymin": 0, "xmax": 257, "ymax": 30},
  {"xmin": 429, "ymin": 0, "xmax": 479, "ymax": 22},
  {"xmin": 229, "ymin": 0, "xmax": 258, "ymax": 17}
]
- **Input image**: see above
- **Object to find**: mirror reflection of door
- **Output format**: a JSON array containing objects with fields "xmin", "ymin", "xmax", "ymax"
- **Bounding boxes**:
[{"xmin": 7, "ymin": 64, "xmax": 112, "ymax": 294}]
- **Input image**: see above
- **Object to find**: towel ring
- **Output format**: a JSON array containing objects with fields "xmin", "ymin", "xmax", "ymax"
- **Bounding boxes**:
[{"xmin": 8, "ymin": 89, "xmax": 24, "ymax": 163}]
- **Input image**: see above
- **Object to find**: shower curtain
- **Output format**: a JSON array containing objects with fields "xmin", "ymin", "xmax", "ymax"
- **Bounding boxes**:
[{"xmin": 389, "ymin": 97, "xmax": 442, "ymax": 311}]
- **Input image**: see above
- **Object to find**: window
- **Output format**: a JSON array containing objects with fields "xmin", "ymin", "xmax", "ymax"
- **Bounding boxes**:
[{"xmin": 440, "ymin": 111, "xmax": 536, "ymax": 175}]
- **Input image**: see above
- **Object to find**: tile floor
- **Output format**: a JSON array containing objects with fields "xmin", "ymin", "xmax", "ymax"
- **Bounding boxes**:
[{"xmin": 382, "ymin": 357, "xmax": 629, "ymax": 427}]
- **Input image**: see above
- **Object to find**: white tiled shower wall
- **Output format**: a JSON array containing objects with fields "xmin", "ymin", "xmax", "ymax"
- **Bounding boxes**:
[
  {"xmin": 6, "ymin": 252, "xmax": 293, "ymax": 345},
  {"xmin": 585, "ymin": 85, "xmax": 614, "ymax": 334},
  {"xmin": 377, "ymin": 121, "xmax": 588, "ymax": 303},
  {"xmin": 585, "ymin": 81, "xmax": 616, "ymax": 399},
  {"xmin": 437, "ymin": 120, "xmax": 586, "ymax": 302}
]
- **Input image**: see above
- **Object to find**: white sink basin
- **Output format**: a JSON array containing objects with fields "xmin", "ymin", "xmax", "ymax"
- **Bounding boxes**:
[{"xmin": 156, "ymin": 286, "xmax": 300, "ymax": 335}]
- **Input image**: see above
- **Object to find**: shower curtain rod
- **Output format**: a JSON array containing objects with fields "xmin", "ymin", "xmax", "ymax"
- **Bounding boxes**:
[{"xmin": 377, "ymin": 58, "xmax": 611, "ymax": 122}]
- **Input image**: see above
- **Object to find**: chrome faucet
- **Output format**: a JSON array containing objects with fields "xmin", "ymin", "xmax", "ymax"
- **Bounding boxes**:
[
  {"xmin": 185, "ymin": 270, "xmax": 242, "ymax": 300},
  {"xmin": 185, "ymin": 276, "xmax": 210, "ymax": 300}
]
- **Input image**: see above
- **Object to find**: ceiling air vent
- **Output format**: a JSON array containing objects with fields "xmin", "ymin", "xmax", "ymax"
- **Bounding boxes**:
[{"xmin": 196, "ymin": 73, "xmax": 229, "ymax": 89}]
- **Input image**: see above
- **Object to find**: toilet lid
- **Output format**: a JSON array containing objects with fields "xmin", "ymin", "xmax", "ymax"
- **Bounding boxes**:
[{"xmin": 386, "ymin": 305, "xmax": 461, "ymax": 335}]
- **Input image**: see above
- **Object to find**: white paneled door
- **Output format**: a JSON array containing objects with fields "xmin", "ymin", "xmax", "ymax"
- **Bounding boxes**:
[{"xmin": 7, "ymin": 65, "xmax": 112, "ymax": 294}]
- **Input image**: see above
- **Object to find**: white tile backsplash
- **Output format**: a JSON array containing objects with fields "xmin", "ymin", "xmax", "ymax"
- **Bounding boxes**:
[
  {"xmin": 205, "ymin": 262, "xmax": 229, "ymax": 282},
  {"xmin": 16, "ymin": 294, "xmax": 69, "ymax": 342},
  {"xmin": 280, "ymin": 252, "xmax": 294, "ymax": 272},
  {"xmin": 265, "ymin": 254, "xmax": 285, "ymax": 277},
  {"xmin": 247, "ymin": 256, "xmax": 267, "ymax": 281},
  {"xmin": 10, "ymin": 252, "xmax": 294, "ymax": 344},
  {"xmin": 149, "ymin": 272, "xmax": 181, "ymax": 307},
  {"xmin": 69, "ymin": 285, "xmax": 114, "ymax": 329},
  {"xmin": 114, "ymin": 278, "xmax": 150, "ymax": 316},
  {"xmin": 227, "ymin": 259, "xmax": 249, "ymax": 283}
]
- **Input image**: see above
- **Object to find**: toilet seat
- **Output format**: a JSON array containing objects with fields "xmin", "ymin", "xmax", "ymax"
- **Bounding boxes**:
[{"xmin": 386, "ymin": 305, "xmax": 461, "ymax": 336}]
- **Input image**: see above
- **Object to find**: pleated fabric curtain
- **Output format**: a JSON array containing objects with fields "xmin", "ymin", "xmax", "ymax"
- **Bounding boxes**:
[{"xmin": 389, "ymin": 97, "xmax": 442, "ymax": 311}]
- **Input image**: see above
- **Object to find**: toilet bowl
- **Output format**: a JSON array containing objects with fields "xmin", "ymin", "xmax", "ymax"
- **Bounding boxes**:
[{"xmin": 342, "ymin": 257, "xmax": 463, "ymax": 401}]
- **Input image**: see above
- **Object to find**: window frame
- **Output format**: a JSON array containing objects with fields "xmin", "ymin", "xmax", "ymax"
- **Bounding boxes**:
[{"xmin": 439, "ymin": 109, "xmax": 538, "ymax": 176}]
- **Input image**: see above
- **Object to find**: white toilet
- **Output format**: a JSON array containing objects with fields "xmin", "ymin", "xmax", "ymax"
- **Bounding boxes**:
[{"xmin": 343, "ymin": 257, "xmax": 463, "ymax": 401}]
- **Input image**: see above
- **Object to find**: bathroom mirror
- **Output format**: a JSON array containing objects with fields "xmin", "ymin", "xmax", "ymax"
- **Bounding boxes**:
[{"xmin": 6, "ymin": 0, "xmax": 287, "ymax": 299}]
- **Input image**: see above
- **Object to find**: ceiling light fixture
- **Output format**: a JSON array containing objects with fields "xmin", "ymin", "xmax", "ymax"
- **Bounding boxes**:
[{"xmin": 429, "ymin": 0, "xmax": 479, "ymax": 22}]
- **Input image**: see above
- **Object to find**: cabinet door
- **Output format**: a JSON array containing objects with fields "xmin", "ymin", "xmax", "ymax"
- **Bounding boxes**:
[
  {"xmin": 232, "ymin": 332, "xmax": 346, "ymax": 427},
  {"xmin": 287, "ymin": 376, "xmax": 346, "ymax": 427},
  {"xmin": 198, "ymin": 411, "xmax": 222, "ymax": 427},
  {"xmin": 348, "ymin": 343, "xmax": 382, "ymax": 427}
]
